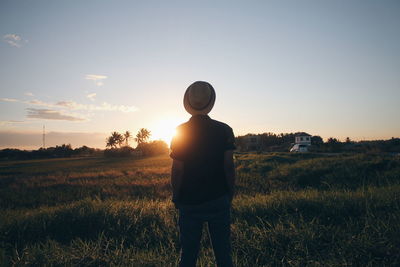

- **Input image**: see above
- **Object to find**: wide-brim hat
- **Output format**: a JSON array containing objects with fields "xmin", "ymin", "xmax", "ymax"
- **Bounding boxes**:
[{"xmin": 183, "ymin": 81, "xmax": 216, "ymax": 115}]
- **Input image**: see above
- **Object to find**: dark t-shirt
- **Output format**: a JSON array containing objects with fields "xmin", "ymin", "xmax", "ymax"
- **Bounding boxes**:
[{"xmin": 170, "ymin": 115, "xmax": 235, "ymax": 205}]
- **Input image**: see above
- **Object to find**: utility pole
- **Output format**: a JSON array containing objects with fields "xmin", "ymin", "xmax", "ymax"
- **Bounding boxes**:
[{"xmin": 42, "ymin": 125, "xmax": 46, "ymax": 149}]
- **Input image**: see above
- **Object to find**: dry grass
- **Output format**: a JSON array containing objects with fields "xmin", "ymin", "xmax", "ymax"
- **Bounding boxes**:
[{"xmin": 1, "ymin": 153, "xmax": 399, "ymax": 266}]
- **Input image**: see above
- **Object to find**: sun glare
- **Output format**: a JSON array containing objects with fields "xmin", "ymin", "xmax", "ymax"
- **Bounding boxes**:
[{"xmin": 151, "ymin": 117, "xmax": 184, "ymax": 145}]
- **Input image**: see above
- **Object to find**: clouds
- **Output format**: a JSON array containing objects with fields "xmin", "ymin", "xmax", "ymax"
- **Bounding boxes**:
[
  {"xmin": 0, "ymin": 120, "xmax": 25, "ymax": 126},
  {"xmin": 0, "ymin": 95, "xmax": 138, "ymax": 122},
  {"xmin": 3, "ymin": 34, "xmax": 27, "ymax": 48},
  {"xmin": 0, "ymin": 97, "xmax": 138, "ymax": 113},
  {"xmin": 1, "ymin": 72, "xmax": 137, "ymax": 123},
  {"xmin": 0, "ymin": 97, "xmax": 18, "ymax": 102},
  {"xmin": 55, "ymin": 100, "xmax": 138, "ymax": 113},
  {"xmin": 86, "ymin": 93, "xmax": 96, "ymax": 101},
  {"xmin": 85, "ymin": 74, "xmax": 107, "ymax": 86},
  {"xmin": 26, "ymin": 108, "xmax": 85, "ymax": 121}
]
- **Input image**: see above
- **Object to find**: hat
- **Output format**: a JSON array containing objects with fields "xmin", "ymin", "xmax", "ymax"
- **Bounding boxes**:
[{"xmin": 183, "ymin": 81, "xmax": 216, "ymax": 115}]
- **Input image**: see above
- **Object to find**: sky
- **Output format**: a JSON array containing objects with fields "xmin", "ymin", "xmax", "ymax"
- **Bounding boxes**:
[{"xmin": 1, "ymin": 0, "xmax": 399, "ymax": 149}]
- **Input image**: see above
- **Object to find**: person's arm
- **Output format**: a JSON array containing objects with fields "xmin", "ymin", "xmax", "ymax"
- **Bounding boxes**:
[
  {"xmin": 224, "ymin": 150, "xmax": 236, "ymax": 201},
  {"xmin": 171, "ymin": 159, "xmax": 184, "ymax": 204}
]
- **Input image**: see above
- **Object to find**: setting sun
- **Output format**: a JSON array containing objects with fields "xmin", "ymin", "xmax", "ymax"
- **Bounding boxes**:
[{"xmin": 151, "ymin": 117, "xmax": 185, "ymax": 145}]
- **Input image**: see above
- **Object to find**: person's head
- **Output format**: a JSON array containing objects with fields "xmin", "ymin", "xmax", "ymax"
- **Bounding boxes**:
[{"xmin": 183, "ymin": 81, "xmax": 216, "ymax": 116}]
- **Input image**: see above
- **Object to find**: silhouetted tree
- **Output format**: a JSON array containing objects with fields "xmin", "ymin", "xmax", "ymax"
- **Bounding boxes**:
[
  {"xmin": 115, "ymin": 132, "xmax": 124, "ymax": 147},
  {"xmin": 311, "ymin": 135, "xmax": 324, "ymax": 145},
  {"xmin": 106, "ymin": 131, "xmax": 124, "ymax": 148},
  {"xmin": 326, "ymin": 137, "xmax": 342, "ymax": 152},
  {"xmin": 136, "ymin": 140, "xmax": 168, "ymax": 156},
  {"xmin": 106, "ymin": 136, "xmax": 116, "ymax": 148},
  {"xmin": 124, "ymin": 131, "xmax": 132, "ymax": 147},
  {"xmin": 135, "ymin": 128, "xmax": 151, "ymax": 145},
  {"xmin": 327, "ymin": 137, "xmax": 339, "ymax": 144},
  {"xmin": 104, "ymin": 146, "xmax": 135, "ymax": 157},
  {"xmin": 74, "ymin": 145, "xmax": 95, "ymax": 156}
]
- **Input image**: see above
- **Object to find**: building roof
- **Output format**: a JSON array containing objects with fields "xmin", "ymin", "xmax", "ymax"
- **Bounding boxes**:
[{"xmin": 294, "ymin": 132, "xmax": 312, "ymax": 137}]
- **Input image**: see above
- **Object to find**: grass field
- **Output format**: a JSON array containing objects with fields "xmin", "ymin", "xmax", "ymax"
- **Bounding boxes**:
[{"xmin": 0, "ymin": 153, "xmax": 399, "ymax": 266}]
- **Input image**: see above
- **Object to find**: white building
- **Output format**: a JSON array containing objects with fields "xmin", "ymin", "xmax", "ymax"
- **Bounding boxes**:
[
  {"xmin": 290, "ymin": 132, "xmax": 312, "ymax": 152},
  {"xmin": 295, "ymin": 133, "xmax": 311, "ymax": 145}
]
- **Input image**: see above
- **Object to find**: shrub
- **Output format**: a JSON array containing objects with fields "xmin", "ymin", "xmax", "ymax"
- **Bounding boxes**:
[
  {"xmin": 136, "ymin": 140, "xmax": 169, "ymax": 156},
  {"xmin": 104, "ymin": 146, "xmax": 136, "ymax": 157}
]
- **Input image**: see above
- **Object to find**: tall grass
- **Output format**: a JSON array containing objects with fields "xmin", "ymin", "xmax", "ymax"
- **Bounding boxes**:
[
  {"xmin": 1, "ymin": 187, "xmax": 399, "ymax": 266},
  {"xmin": 1, "ymin": 153, "xmax": 399, "ymax": 266}
]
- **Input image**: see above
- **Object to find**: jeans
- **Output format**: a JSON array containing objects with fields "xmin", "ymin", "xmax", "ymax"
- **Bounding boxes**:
[{"xmin": 177, "ymin": 195, "xmax": 233, "ymax": 267}]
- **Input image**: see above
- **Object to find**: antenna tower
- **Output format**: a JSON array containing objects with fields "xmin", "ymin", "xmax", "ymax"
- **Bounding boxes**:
[{"xmin": 42, "ymin": 125, "xmax": 46, "ymax": 149}]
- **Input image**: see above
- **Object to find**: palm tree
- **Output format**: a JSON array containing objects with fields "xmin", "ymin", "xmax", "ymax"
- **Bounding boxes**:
[
  {"xmin": 124, "ymin": 131, "xmax": 132, "ymax": 147},
  {"xmin": 106, "ymin": 131, "xmax": 124, "ymax": 148},
  {"xmin": 135, "ymin": 128, "xmax": 151, "ymax": 145},
  {"xmin": 114, "ymin": 132, "xmax": 124, "ymax": 147},
  {"xmin": 106, "ymin": 135, "xmax": 116, "ymax": 148}
]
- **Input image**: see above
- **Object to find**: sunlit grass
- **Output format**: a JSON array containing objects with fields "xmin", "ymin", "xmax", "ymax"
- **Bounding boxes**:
[
  {"xmin": 1, "ymin": 187, "xmax": 399, "ymax": 266},
  {"xmin": 1, "ymin": 153, "xmax": 399, "ymax": 266}
]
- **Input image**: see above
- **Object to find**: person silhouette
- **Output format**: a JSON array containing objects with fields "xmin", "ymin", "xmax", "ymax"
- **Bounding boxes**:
[{"xmin": 170, "ymin": 81, "xmax": 235, "ymax": 267}]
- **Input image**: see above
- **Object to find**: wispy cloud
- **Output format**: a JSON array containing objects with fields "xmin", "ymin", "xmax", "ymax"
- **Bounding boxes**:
[
  {"xmin": 86, "ymin": 93, "xmax": 96, "ymax": 101},
  {"xmin": 0, "ymin": 97, "xmax": 19, "ymax": 102},
  {"xmin": 0, "ymin": 97, "xmax": 138, "ymax": 114},
  {"xmin": 29, "ymin": 99, "xmax": 54, "ymax": 107},
  {"xmin": 24, "ymin": 92, "xmax": 34, "ymax": 97},
  {"xmin": 0, "ymin": 120, "xmax": 26, "ymax": 126},
  {"xmin": 3, "ymin": 34, "xmax": 27, "ymax": 48},
  {"xmin": 26, "ymin": 108, "xmax": 85, "ymax": 121},
  {"xmin": 85, "ymin": 74, "xmax": 107, "ymax": 86},
  {"xmin": 55, "ymin": 100, "xmax": 138, "ymax": 113}
]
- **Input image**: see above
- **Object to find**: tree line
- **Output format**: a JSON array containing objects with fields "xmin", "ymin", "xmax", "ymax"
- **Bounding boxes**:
[
  {"xmin": 0, "ymin": 128, "xmax": 168, "ymax": 160},
  {"xmin": 0, "ymin": 145, "xmax": 101, "ymax": 160},
  {"xmin": 235, "ymin": 132, "xmax": 320, "ymax": 152},
  {"xmin": 104, "ymin": 128, "xmax": 168, "ymax": 157},
  {"xmin": 235, "ymin": 132, "xmax": 400, "ymax": 153},
  {"xmin": 105, "ymin": 128, "xmax": 151, "ymax": 149},
  {"xmin": 1, "ymin": 131, "xmax": 398, "ymax": 161}
]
